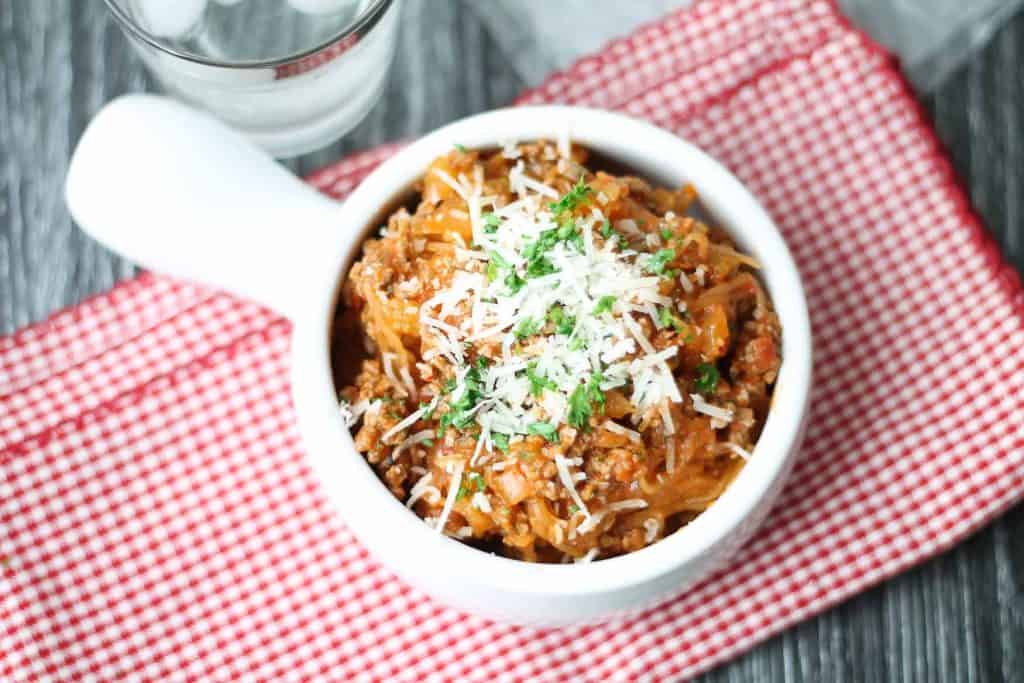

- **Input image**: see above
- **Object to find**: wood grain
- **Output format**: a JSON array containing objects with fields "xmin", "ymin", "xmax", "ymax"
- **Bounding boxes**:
[{"xmin": 0, "ymin": 2, "xmax": 1021, "ymax": 680}]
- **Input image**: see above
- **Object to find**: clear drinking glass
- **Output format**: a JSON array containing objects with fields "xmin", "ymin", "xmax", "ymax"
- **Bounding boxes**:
[{"xmin": 104, "ymin": 0, "xmax": 400, "ymax": 157}]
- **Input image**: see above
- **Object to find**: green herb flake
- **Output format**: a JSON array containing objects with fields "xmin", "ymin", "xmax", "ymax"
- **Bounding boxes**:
[
  {"xmin": 657, "ymin": 307, "xmax": 686, "ymax": 333},
  {"xmin": 454, "ymin": 143, "xmax": 467, "ymax": 152},
  {"xmin": 467, "ymin": 472, "xmax": 486, "ymax": 492},
  {"xmin": 524, "ymin": 362, "xmax": 558, "ymax": 397},
  {"xmin": 436, "ymin": 361, "xmax": 488, "ymax": 436},
  {"xmin": 567, "ymin": 385, "xmax": 592, "ymax": 429},
  {"xmin": 514, "ymin": 317, "xmax": 541, "ymax": 340},
  {"xmin": 504, "ymin": 271, "xmax": 526, "ymax": 294},
  {"xmin": 568, "ymin": 504, "xmax": 580, "ymax": 515},
  {"xmin": 592, "ymin": 295, "xmax": 616, "ymax": 316},
  {"xmin": 422, "ymin": 439, "xmax": 434, "ymax": 448},
  {"xmin": 694, "ymin": 362, "xmax": 720, "ymax": 394},
  {"xmin": 660, "ymin": 228, "xmax": 674, "ymax": 241},
  {"xmin": 547, "ymin": 305, "xmax": 576, "ymax": 335},
  {"xmin": 600, "ymin": 220, "xmax": 613, "ymax": 239},
  {"xmin": 489, "ymin": 251, "xmax": 511, "ymax": 269},
  {"xmin": 568, "ymin": 372, "xmax": 606, "ymax": 430},
  {"xmin": 568, "ymin": 337, "xmax": 586, "ymax": 352},
  {"xmin": 645, "ymin": 248, "xmax": 676, "ymax": 276},
  {"xmin": 528, "ymin": 421, "xmax": 559, "ymax": 443},
  {"xmin": 492, "ymin": 433, "xmax": 511, "ymax": 453},
  {"xmin": 419, "ymin": 401, "xmax": 436, "ymax": 420},
  {"xmin": 482, "ymin": 212, "xmax": 501, "ymax": 234},
  {"xmin": 548, "ymin": 176, "xmax": 592, "ymax": 216},
  {"xmin": 526, "ymin": 255, "xmax": 557, "ymax": 278},
  {"xmin": 588, "ymin": 371, "xmax": 606, "ymax": 408}
]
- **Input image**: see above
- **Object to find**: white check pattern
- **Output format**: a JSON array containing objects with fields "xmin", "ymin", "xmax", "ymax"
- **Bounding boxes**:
[{"xmin": 3, "ymin": 1, "xmax": 1024, "ymax": 680}]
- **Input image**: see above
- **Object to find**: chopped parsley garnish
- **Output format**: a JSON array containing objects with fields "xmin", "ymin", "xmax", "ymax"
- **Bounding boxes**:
[
  {"xmin": 524, "ymin": 362, "xmax": 558, "ymax": 397},
  {"xmin": 482, "ymin": 212, "xmax": 501, "ymax": 233},
  {"xmin": 645, "ymin": 248, "xmax": 676, "ymax": 276},
  {"xmin": 514, "ymin": 317, "xmax": 541, "ymax": 339},
  {"xmin": 492, "ymin": 433, "xmax": 511, "ymax": 453},
  {"xmin": 504, "ymin": 271, "xmax": 526, "ymax": 294},
  {"xmin": 592, "ymin": 295, "xmax": 616, "ymax": 315},
  {"xmin": 694, "ymin": 363, "xmax": 720, "ymax": 394},
  {"xmin": 548, "ymin": 176, "xmax": 592, "ymax": 216},
  {"xmin": 421, "ymin": 439, "xmax": 434, "ymax": 447},
  {"xmin": 588, "ymin": 371, "xmax": 606, "ymax": 407},
  {"xmin": 567, "ymin": 371, "xmax": 605, "ymax": 430},
  {"xmin": 456, "ymin": 483, "xmax": 471, "ymax": 500},
  {"xmin": 568, "ymin": 504, "xmax": 580, "ymax": 515},
  {"xmin": 419, "ymin": 401, "xmax": 436, "ymax": 420},
  {"xmin": 521, "ymin": 229, "xmax": 562, "ymax": 277},
  {"xmin": 568, "ymin": 337, "xmax": 586, "ymax": 352},
  {"xmin": 660, "ymin": 228, "xmax": 674, "ymax": 241},
  {"xmin": 486, "ymin": 251, "xmax": 528, "ymax": 293},
  {"xmin": 556, "ymin": 220, "xmax": 585, "ymax": 252},
  {"xmin": 600, "ymin": 220, "xmax": 613, "ymax": 239},
  {"xmin": 454, "ymin": 143, "xmax": 467, "ymax": 152},
  {"xmin": 467, "ymin": 471, "xmax": 486, "ymax": 492},
  {"xmin": 546, "ymin": 305, "xmax": 576, "ymax": 335},
  {"xmin": 486, "ymin": 251, "xmax": 509, "ymax": 282},
  {"xmin": 523, "ymin": 230, "xmax": 558, "ymax": 261},
  {"xmin": 528, "ymin": 421, "xmax": 559, "ymax": 443},
  {"xmin": 437, "ymin": 362, "xmax": 485, "ymax": 436},
  {"xmin": 489, "ymin": 251, "xmax": 511, "ymax": 269},
  {"xmin": 526, "ymin": 255, "xmax": 558, "ymax": 278},
  {"xmin": 657, "ymin": 306, "xmax": 686, "ymax": 332}
]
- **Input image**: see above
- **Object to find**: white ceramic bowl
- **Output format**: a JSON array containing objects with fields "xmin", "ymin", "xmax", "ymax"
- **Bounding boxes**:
[{"xmin": 66, "ymin": 96, "xmax": 812, "ymax": 626}]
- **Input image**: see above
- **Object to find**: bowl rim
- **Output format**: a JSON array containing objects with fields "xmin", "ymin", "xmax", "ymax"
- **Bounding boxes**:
[{"xmin": 291, "ymin": 105, "xmax": 813, "ymax": 596}]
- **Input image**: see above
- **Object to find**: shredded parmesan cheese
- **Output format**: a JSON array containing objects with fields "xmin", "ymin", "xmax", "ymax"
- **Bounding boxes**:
[
  {"xmin": 723, "ymin": 442, "xmax": 752, "ymax": 460},
  {"xmin": 606, "ymin": 499, "xmax": 648, "ymax": 512},
  {"xmin": 407, "ymin": 472, "xmax": 441, "ymax": 508},
  {"xmin": 471, "ymin": 492, "xmax": 492, "ymax": 513},
  {"xmin": 392, "ymin": 429, "xmax": 434, "ymax": 460},
  {"xmin": 602, "ymin": 420, "xmax": 642, "ymax": 443},
  {"xmin": 690, "ymin": 393, "xmax": 734, "ymax": 424},
  {"xmin": 643, "ymin": 518, "xmax": 660, "ymax": 544},
  {"xmin": 434, "ymin": 464, "xmax": 463, "ymax": 534},
  {"xmin": 554, "ymin": 454, "xmax": 590, "ymax": 518}
]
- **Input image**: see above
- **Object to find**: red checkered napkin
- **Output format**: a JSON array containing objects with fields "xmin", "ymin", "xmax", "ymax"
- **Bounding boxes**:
[{"xmin": 4, "ymin": 0, "xmax": 1024, "ymax": 680}]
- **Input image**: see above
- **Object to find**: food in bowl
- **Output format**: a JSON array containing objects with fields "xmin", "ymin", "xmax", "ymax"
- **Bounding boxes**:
[{"xmin": 334, "ymin": 140, "xmax": 781, "ymax": 563}]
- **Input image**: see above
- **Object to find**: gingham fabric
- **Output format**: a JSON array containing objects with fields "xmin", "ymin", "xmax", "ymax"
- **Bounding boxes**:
[{"xmin": 3, "ymin": 0, "xmax": 1024, "ymax": 680}]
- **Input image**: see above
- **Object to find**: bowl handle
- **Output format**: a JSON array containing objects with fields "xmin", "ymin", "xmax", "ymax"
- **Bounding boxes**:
[{"xmin": 65, "ymin": 95, "xmax": 345, "ymax": 322}]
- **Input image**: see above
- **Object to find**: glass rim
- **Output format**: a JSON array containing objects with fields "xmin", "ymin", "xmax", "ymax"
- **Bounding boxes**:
[{"xmin": 102, "ymin": 0, "xmax": 394, "ymax": 70}]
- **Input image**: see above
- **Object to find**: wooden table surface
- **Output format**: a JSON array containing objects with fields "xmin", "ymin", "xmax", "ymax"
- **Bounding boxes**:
[{"xmin": 2, "ymin": 2, "xmax": 1022, "ymax": 681}]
